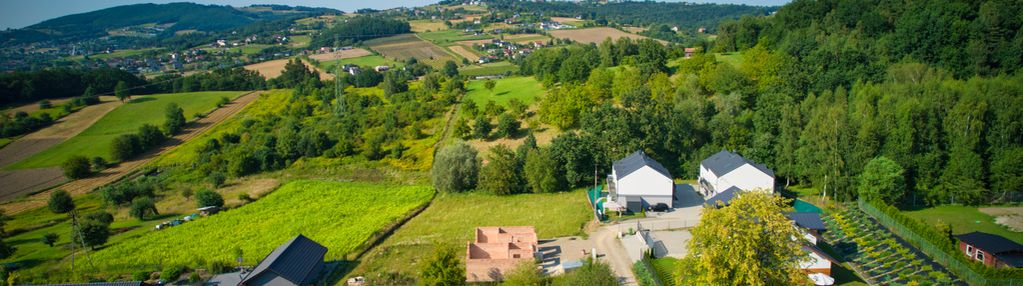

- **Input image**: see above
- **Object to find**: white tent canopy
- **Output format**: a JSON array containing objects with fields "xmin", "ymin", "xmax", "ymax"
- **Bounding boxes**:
[{"xmin": 808, "ymin": 273, "xmax": 835, "ymax": 286}]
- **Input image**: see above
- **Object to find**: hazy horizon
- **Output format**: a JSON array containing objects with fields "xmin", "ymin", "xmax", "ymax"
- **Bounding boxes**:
[{"xmin": 0, "ymin": 0, "xmax": 788, "ymax": 30}]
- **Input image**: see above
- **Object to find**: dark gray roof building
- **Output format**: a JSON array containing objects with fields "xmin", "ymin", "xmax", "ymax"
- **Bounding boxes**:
[
  {"xmin": 240, "ymin": 234, "xmax": 328, "ymax": 286},
  {"xmin": 785, "ymin": 212, "xmax": 827, "ymax": 231},
  {"xmin": 706, "ymin": 186, "xmax": 741, "ymax": 207},
  {"xmin": 956, "ymin": 231, "xmax": 1023, "ymax": 267},
  {"xmin": 29, "ymin": 283, "xmax": 147, "ymax": 286},
  {"xmin": 613, "ymin": 150, "xmax": 671, "ymax": 179},
  {"xmin": 701, "ymin": 150, "xmax": 774, "ymax": 177}
]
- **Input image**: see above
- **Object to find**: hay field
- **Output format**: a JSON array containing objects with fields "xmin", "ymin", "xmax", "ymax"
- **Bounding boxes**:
[
  {"xmin": 307, "ymin": 48, "xmax": 373, "ymax": 61},
  {"xmin": 364, "ymin": 34, "xmax": 454, "ymax": 66},
  {"xmin": 243, "ymin": 58, "xmax": 289, "ymax": 78},
  {"xmin": 448, "ymin": 45, "xmax": 480, "ymax": 61},
  {"xmin": 549, "ymin": 27, "xmax": 664, "ymax": 44},
  {"xmin": 409, "ymin": 19, "xmax": 448, "ymax": 32}
]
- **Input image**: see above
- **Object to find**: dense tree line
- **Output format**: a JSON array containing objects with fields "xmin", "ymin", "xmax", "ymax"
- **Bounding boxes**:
[
  {"xmin": 714, "ymin": 0, "xmax": 1023, "ymax": 81},
  {"xmin": 310, "ymin": 16, "xmax": 411, "ymax": 48},
  {"xmin": 488, "ymin": 0, "xmax": 776, "ymax": 33}
]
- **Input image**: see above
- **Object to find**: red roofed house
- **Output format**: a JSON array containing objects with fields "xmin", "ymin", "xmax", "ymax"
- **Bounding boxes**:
[{"xmin": 466, "ymin": 226, "xmax": 539, "ymax": 282}]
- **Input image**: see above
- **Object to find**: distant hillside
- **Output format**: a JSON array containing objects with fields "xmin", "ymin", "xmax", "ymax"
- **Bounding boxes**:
[{"xmin": 1, "ymin": 3, "xmax": 337, "ymax": 45}]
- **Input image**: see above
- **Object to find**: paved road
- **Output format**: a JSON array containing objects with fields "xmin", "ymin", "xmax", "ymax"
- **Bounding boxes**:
[{"xmin": 0, "ymin": 91, "xmax": 263, "ymax": 214}]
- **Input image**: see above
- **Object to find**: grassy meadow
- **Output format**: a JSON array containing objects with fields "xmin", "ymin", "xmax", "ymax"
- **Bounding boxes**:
[
  {"xmin": 353, "ymin": 189, "xmax": 591, "ymax": 276},
  {"xmin": 463, "ymin": 76, "xmax": 543, "ymax": 107},
  {"xmin": 458, "ymin": 61, "xmax": 519, "ymax": 77},
  {"xmin": 417, "ymin": 29, "xmax": 491, "ymax": 45},
  {"xmin": 903, "ymin": 205, "xmax": 1023, "ymax": 244},
  {"xmin": 319, "ymin": 55, "xmax": 402, "ymax": 70},
  {"xmin": 89, "ymin": 180, "xmax": 434, "ymax": 272},
  {"xmin": 7, "ymin": 91, "xmax": 245, "ymax": 169}
]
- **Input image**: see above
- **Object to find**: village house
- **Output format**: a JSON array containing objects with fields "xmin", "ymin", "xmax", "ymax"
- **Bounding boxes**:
[
  {"xmin": 699, "ymin": 150, "xmax": 775, "ymax": 206},
  {"xmin": 239, "ymin": 234, "xmax": 327, "ymax": 286},
  {"xmin": 609, "ymin": 151, "xmax": 674, "ymax": 213},
  {"xmin": 956, "ymin": 231, "xmax": 1023, "ymax": 268},
  {"xmin": 787, "ymin": 211, "xmax": 838, "ymax": 284},
  {"xmin": 466, "ymin": 226, "xmax": 540, "ymax": 282}
]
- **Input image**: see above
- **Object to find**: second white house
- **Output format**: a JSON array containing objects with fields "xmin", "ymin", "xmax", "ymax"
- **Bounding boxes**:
[{"xmin": 698, "ymin": 150, "xmax": 775, "ymax": 206}]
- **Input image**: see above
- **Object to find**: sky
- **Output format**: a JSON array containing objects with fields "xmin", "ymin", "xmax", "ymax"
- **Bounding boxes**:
[{"xmin": 0, "ymin": 0, "xmax": 789, "ymax": 30}]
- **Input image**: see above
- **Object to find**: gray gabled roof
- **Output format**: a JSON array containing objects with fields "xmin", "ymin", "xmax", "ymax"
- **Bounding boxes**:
[
  {"xmin": 706, "ymin": 186, "xmax": 742, "ymax": 207},
  {"xmin": 701, "ymin": 150, "xmax": 775, "ymax": 177},
  {"xmin": 613, "ymin": 150, "xmax": 671, "ymax": 179},
  {"xmin": 241, "ymin": 234, "xmax": 327, "ymax": 286},
  {"xmin": 785, "ymin": 212, "xmax": 827, "ymax": 231},
  {"xmin": 956, "ymin": 231, "xmax": 1023, "ymax": 255}
]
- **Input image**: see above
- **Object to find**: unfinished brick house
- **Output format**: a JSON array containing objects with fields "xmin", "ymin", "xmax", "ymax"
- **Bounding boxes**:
[{"xmin": 466, "ymin": 226, "xmax": 540, "ymax": 282}]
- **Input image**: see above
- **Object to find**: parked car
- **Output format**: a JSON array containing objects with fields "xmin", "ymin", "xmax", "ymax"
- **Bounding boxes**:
[{"xmin": 651, "ymin": 203, "xmax": 670, "ymax": 212}]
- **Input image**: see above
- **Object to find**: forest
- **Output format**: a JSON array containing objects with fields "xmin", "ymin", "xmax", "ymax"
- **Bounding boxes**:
[
  {"xmin": 310, "ymin": 16, "xmax": 412, "ymax": 48},
  {"xmin": 517, "ymin": 0, "xmax": 1022, "ymax": 207},
  {"xmin": 488, "ymin": 0, "xmax": 777, "ymax": 32}
]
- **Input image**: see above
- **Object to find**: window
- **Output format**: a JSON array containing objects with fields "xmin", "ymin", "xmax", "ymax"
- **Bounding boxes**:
[
  {"xmin": 976, "ymin": 250, "xmax": 985, "ymax": 261},
  {"xmin": 966, "ymin": 245, "xmax": 974, "ymax": 255},
  {"xmin": 513, "ymin": 254, "xmax": 520, "ymax": 258}
]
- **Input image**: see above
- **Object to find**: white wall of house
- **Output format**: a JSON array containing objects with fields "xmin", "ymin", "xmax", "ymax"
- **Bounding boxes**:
[
  {"xmin": 614, "ymin": 166, "xmax": 673, "ymax": 209},
  {"xmin": 801, "ymin": 251, "xmax": 832, "ymax": 272},
  {"xmin": 699, "ymin": 164, "xmax": 774, "ymax": 198}
]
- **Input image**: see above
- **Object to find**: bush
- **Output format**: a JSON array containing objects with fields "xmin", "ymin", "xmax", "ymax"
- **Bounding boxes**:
[
  {"xmin": 206, "ymin": 260, "xmax": 231, "ymax": 274},
  {"xmin": 61, "ymin": 155, "xmax": 92, "ymax": 179},
  {"xmin": 632, "ymin": 261, "xmax": 658, "ymax": 286},
  {"xmin": 129, "ymin": 196, "xmax": 159, "ymax": 220},
  {"xmin": 164, "ymin": 103, "xmax": 186, "ymax": 135},
  {"xmin": 48, "ymin": 190, "xmax": 75, "ymax": 214},
  {"xmin": 38, "ymin": 100, "xmax": 52, "ymax": 109},
  {"xmin": 207, "ymin": 172, "xmax": 226, "ymax": 188},
  {"xmin": 238, "ymin": 193, "xmax": 253, "ymax": 203},
  {"xmin": 431, "ymin": 142, "xmax": 479, "ymax": 193},
  {"xmin": 132, "ymin": 271, "xmax": 150, "ymax": 281},
  {"xmin": 137, "ymin": 124, "xmax": 166, "ymax": 149},
  {"xmin": 110, "ymin": 134, "xmax": 141, "ymax": 162},
  {"xmin": 90, "ymin": 156, "xmax": 108, "ymax": 171},
  {"xmin": 217, "ymin": 96, "xmax": 231, "ymax": 108},
  {"xmin": 160, "ymin": 265, "xmax": 186, "ymax": 282},
  {"xmin": 494, "ymin": 113, "xmax": 519, "ymax": 138},
  {"xmin": 195, "ymin": 190, "xmax": 224, "ymax": 208}
]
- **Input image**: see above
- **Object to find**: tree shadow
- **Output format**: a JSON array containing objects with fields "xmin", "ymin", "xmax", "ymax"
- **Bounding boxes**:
[{"xmin": 126, "ymin": 97, "xmax": 156, "ymax": 104}]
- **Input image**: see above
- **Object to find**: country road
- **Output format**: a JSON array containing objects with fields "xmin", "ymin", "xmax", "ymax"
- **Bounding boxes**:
[{"xmin": 0, "ymin": 91, "xmax": 263, "ymax": 214}]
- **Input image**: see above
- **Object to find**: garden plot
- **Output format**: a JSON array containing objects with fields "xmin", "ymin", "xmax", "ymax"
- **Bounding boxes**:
[{"xmin": 823, "ymin": 204, "xmax": 963, "ymax": 285}]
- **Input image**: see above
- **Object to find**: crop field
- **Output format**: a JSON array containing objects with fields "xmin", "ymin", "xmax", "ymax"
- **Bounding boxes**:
[
  {"xmin": 244, "ymin": 58, "xmax": 290, "ymax": 78},
  {"xmin": 447, "ymin": 45, "xmax": 480, "ymax": 61},
  {"xmin": 7, "ymin": 91, "xmax": 244, "ymax": 169},
  {"xmin": 459, "ymin": 61, "xmax": 519, "ymax": 77},
  {"xmin": 364, "ymin": 34, "xmax": 454, "ymax": 66},
  {"xmin": 409, "ymin": 19, "xmax": 448, "ymax": 32},
  {"xmin": 549, "ymin": 27, "xmax": 661, "ymax": 45},
  {"xmin": 353, "ymin": 189, "xmax": 591, "ymax": 276},
  {"xmin": 464, "ymin": 76, "xmax": 543, "ymax": 107},
  {"xmin": 318, "ymin": 55, "xmax": 401, "ymax": 71},
  {"xmin": 903, "ymin": 205, "xmax": 1023, "ymax": 244},
  {"xmin": 824, "ymin": 204, "xmax": 959, "ymax": 285},
  {"xmin": 89, "ymin": 180, "xmax": 434, "ymax": 271},
  {"xmin": 417, "ymin": 29, "xmax": 491, "ymax": 46}
]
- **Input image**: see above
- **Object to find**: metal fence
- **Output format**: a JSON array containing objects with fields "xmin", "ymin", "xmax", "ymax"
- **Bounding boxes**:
[
  {"xmin": 636, "ymin": 219, "xmax": 698, "ymax": 231},
  {"xmin": 858, "ymin": 199, "xmax": 1023, "ymax": 286}
]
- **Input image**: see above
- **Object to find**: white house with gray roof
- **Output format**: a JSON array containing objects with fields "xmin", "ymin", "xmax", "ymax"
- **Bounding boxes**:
[
  {"xmin": 609, "ymin": 151, "xmax": 674, "ymax": 212},
  {"xmin": 698, "ymin": 150, "xmax": 775, "ymax": 206},
  {"xmin": 239, "ymin": 234, "xmax": 327, "ymax": 286}
]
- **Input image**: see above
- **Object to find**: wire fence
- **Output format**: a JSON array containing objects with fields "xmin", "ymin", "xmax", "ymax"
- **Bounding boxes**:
[
  {"xmin": 858, "ymin": 199, "xmax": 1023, "ymax": 286},
  {"xmin": 636, "ymin": 219, "xmax": 698, "ymax": 231}
]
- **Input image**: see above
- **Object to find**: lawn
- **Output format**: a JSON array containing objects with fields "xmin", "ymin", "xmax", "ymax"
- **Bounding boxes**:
[
  {"xmin": 7, "ymin": 91, "xmax": 245, "ymax": 169},
  {"xmin": 88, "ymin": 180, "xmax": 434, "ymax": 272},
  {"xmin": 417, "ymin": 29, "xmax": 491, "ymax": 45},
  {"xmin": 67, "ymin": 48, "xmax": 161, "ymax": 61},
  {"xmin": 289, "ymin": 35, "xmax": 312, "ymax": 48},
  {"xmin": 903, "ymin": 205, "xmax": 1023, "ymax": 244},
  {"xmin": 463, "ymin": 76, "xmax": 544, "ymax": 107},
  {"xmin": 458, "ymin": 61, "xmax": 519, "ymax": 77},
  {"xmin": 319, "ymin": 55, "xmax": 402, "ymax": 70},
  {"xmin": 651, "ymin": 257, "xmax": 679, "ymax": 286},
  {"xmin": 714, "ymin": 52, "xmax": 743, "ymax": 68},
  {"xmin": 353, "ymin": 189, "xmax": 592, "ymax": 276}
]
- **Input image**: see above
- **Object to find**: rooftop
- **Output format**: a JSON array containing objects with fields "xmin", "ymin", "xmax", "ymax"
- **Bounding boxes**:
[
  {"xmin": 241, "ymin": 234, "xmax": 328, "ymax": 286},
  {"xmin": 785, "ymin": 212, "xmax": 827, "ymax": 231},
  {"xmin": 613, "ymin": 150, "xmax": 671, "ymax": 179},
  {"xmin": 701, "ymin": 150, "xmax": 774, "ymax": 177}
]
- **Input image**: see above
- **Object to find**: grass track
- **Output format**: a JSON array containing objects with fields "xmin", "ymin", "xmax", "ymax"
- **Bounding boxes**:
[
  {"xmin": 903, "ymin": 205, "xmax": 1023, "ymax": 244},
  {"xmin": 463, "ymin": 76, "xmax": 543, "ymax": 107}
]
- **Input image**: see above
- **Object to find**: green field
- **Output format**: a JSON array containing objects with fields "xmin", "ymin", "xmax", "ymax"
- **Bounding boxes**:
[
  {"xmin": 714, "ymin": 52, "xmax": 743, "ymax": 68},
  {"xmin": 417, "ymin": 29, "xmax": 491, "ymax": 45},
  {"xmin": 89, "ymin": 180, "xmax": 434, "ymax": 271},
  {"xmin": 7, "ymin": 91, "xmax": 245, "ymax": 169},
  {"xmin": 67, "ymin": 48, "xmax": 162, "ymax": 61},
  {"xmin": 463, "ymin": 76, "xmax": 543, "ymax": 107},
  {"xmin": 354, "ymin": 189, "xmax": 591, "ymax": 275},
  {"xmin": 903, "ymin": 205, "xmax": 1023, "ymax": 244},
  {"xmin": 458, "ymin": 61, "xmax": 519, "ymax": 77},
  {"xmin": 319, "ymin": 55, "xmax": 402, "ymax": 70},
  {"xmin": 290, "ymin": 35, "xmax": 311, "ymax": 48}
]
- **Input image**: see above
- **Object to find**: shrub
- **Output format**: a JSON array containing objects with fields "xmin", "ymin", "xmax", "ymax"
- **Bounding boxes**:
[
  {"xmin": 632, "ymin": 261, "xmax": 658, "ymax": 286},
  {"xmin": 38, "ymin": 100, "xmax": 52, "ymax": 109},
  {"xmin": 132, "ymin": 271, "xmax": 150, "ymax": 281},
  {"xmin": 48, "ymin": 190, "xmax": 75, "ymax": 214},
  {"xmin": 110, "ymin": 134, "xmax": 141, "ymax": 162},
  {"xmin": 61, "ymin": 156, "xmax": 92, "ymax": 179},
  {"xmin": 137, "ymin": 124, "xmax": 166, "ymax": 149},
  {"xmin": 217, "ymin": 96, "xmax": 231, "ymax": 107},
  {"xmin": 160, "ymin": 265, "xmax": 186, "ymax": 282},
  {"xmin": 206, "ymin": 260, "xmax": 231, "ymax": 274},
  {"xmin": 90, "ymin": 156, "xmax": 108, "ymax": 171},
  {"xmin": 431, "ymin": 142, "xmax": 479, "ymax": 193},
  {"xmin": 207, "ymin": 172, "xmax": 226, "ymax": 188},
  {"xmin": 195, "ymin": 190, "xmax": 224, "ymax": 208},
  {"xmin": 164, "ymin": 103, "xmax": 186, "ymax": 135},
  {"xmin": 129, "ymin": 196, "xmax": 159, "ymax": 220}
]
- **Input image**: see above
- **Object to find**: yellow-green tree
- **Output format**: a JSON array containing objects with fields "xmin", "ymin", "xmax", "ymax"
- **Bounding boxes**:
[{"xmin": 676, "ymin": 191, "xmax": 810, "ymax": 286}]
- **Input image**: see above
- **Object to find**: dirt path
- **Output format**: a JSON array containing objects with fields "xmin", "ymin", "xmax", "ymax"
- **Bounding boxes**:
[
  {"xmin": 0, "ymin": 91, "xmax": 263, "ymax": 214},
  {"xmin": 0, "ymin": 96, "xmax": 120, "ymax": 168}
]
